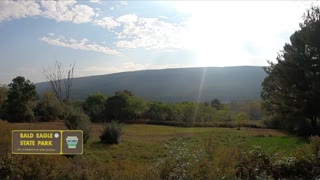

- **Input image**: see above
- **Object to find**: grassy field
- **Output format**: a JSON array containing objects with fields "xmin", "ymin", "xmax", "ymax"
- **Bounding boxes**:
[{"xmin": 11, "ymin": 121, "xmax": 308, "ymax": 165}]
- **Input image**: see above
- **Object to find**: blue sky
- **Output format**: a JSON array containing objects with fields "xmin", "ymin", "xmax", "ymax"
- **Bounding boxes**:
[{"xmin": 0, "ymin": 0, "xmax": 315, "ymax": 84}]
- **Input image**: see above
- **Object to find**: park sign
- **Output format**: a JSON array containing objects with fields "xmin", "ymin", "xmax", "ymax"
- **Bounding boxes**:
[{"xmin": 12, "ymin": 130, "xmax": 83, "ymax": 155}]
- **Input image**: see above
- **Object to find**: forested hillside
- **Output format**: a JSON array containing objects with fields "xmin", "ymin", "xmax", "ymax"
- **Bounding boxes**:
[{"xmin": 36, "ymin": 66, "xmax": 266, "ymax": 102}]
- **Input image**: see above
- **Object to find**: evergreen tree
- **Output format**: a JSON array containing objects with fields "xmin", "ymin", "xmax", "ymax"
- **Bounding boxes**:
[{"xmin": 261, "ymin": 6, "xmax": 320, "ymax": 134}]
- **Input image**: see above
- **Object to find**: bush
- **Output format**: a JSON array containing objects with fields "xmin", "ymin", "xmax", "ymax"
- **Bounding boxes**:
[
  {"xmin": 236, "ymin": 146, "xmax": 272, "ymax": 179},
  {"xmin": 83, "ymin": 93, "xmax": 107, "ymax": 122},
  {"xmin": 0, "ymin": 120, "xmax": 12, "ymax": 154},
  {"xmin": 100, "ymin": 121, "xmax": 123, "ymax": 144},
  {"xmin": 235, "ymin": 140, "xmax": 320, "ymax": 179},
  {"xmin": 34, "ymin": 91, "xmax": 63, "ymax": 122},
  {"xmin": 65, "ymin": 106, "xmax": 91, "ymax": 144},
  {"xmin": 154, "ymin": 137, "xmax": 239, "ymax": 180},
  {"xmin": 157, "ymin": 139, "xmax": 199, "ymax": 179}
]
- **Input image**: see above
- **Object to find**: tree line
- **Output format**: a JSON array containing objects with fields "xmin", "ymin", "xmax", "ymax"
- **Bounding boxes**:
[{"xmin": 0, "ymin": 77, "xmax": 262, "ymax": 127}]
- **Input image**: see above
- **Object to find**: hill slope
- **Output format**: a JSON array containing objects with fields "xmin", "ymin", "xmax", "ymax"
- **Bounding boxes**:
[{"xmin": 36, "ymin": 66, "xmax": 267, "ymax": 102}]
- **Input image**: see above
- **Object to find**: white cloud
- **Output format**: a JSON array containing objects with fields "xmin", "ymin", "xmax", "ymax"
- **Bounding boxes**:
[
  {"xmin": 72, "ymin": 4, "xmax": 96, "ymax": 23},
  {"xmin": 114, "ymin": 14, "xmax": 187, "ymax": 50},
  {"xmin": 40, "ymin": 34, "xmax": 122, "ymax": 56},
  {"xmin": 119, "ymin": 1, "xmax": 128, "ymax": 6},
  {"xmin": 40, "ymin": 0, "xmax": 96, "ymax": 24},
  {"xmin": 116, "ymin": 14, "xmax": 138, "ymax": 25},
  {"xmin": 109, "ymin": 1, "xmax": 128, "ymax": 11},
  {"xmin": 89, "ymin": 0, "xmax": 101, "ymax": 3},
  {"xmin": 2, "ymin": 0, "xmax": 319, "ymax": 71},
  {"xmin": 95, "ymin": 16, "xmax": 119, "ymax": 30},
  {"xmin": 0, "ymin": 0, "xmax": 96, "ymax": 24},
  {"xmin": 0, "ymin": 0, "xmax": 41, "ymax": 22}
]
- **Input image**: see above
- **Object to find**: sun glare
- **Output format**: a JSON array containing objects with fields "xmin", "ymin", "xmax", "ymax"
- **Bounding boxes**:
[
  {"xmin": 177, "ymin": 1, "xmax": 256, "ymax": 67},
  {"xmin": 173, "ymin": 1, "xmax": 312, "ymax": 67}
]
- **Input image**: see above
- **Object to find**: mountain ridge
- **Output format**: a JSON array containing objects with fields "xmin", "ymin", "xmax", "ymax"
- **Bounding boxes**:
[{"xmin": 36, "ymin": 66, "xmax": 267, "ymax": 102}]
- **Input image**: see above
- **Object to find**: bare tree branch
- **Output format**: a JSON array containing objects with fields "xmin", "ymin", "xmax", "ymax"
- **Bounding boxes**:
[
  {"xmin": 64, "ymin": 62, "xmax": 75, "ymax": 102},
  {"xmin": 43, "ymin": 60, "xmax": 75, "ymax": 104}
]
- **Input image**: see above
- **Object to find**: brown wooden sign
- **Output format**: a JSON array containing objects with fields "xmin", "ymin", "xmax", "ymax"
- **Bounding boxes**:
[{"xmin": 12, "ymin": 130, "xmax": 83, "ymax": 155}]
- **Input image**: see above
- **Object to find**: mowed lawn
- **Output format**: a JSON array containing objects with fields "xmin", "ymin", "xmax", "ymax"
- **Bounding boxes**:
[{"xmin": 11, "ymin": 121, "xmax": 308, "ymax": 164}]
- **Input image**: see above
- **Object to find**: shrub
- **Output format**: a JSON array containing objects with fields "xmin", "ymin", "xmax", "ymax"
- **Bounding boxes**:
[
  {"xmin": 100, "ymin": 121, "xmax": 123, "ymax": 144},
  {"xmin": 158, "ymin": 140, "xmax": 194, "ymax": 179},
  {"xmin": 83, "ymin": 93, "xmax": 107, "ymax": 122},
  {"xmin": 236, "ymin": 146, "xmax": 272, "ymax": 179},
  {"xmin": 65, "ymin": 106, "xmax": 91, "ymax": 144},
  {"xmin": 0, "ymin": 120, "xmax": 12, "ymax": 154},
  {"xmin": 271, "ymin": 156, "xmax": 309, "ymax": 179},
  {"xmin": 0, "ymin": 153, "xmax": 22, "ymax": 179},
  {"xmin": 34, "ymin": 91, "xmax": 63, "ymax": 122},
  {"xmin": 308, "ymin": 136, "xmax": 320, "ymax": 178},
  {"xmin": 155, "ymin": 138, "xmax": 208, "ymax": 180}
]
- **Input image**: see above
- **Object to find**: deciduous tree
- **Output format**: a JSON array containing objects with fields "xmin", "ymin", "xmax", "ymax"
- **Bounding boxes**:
[
  {"xmin": 43, "ymin": 61, "xmax": 75, "ymax": 104},
  {"xmin": 5, "ymin": 76, "xmax": 38, "ymax": 122},
  {"xmin": 83, "ymin": 93, "xmax": 107, "ymax": 122},
  {"xmin": 105, "ymin": 91, "xmax": 146, "ymax": 121},
  {"xmin": 0, "ymin": 85, "xmax": 8, "ymax": 119},
  {"xmin": 34, "ymin": 91, "xmax": 63, "ymax": 121},
  {"xmin": 210, "ymin": 99, "xmax": 223, "ymax": 110}
]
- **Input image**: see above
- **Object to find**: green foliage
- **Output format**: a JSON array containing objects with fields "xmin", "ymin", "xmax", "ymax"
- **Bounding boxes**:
[
  {"xmin": 83, "ymin": 93, "xmax": 107, "ymax": 122},
  {"xmin": 227, "ymin": 100, "xmax": 263, "ymax": 120},
  {"xmin": 105, "ymin": 91, "xmax": 147, "ymax": 121},
  {"xmin": 247, "ymin": 101, "xmax": 263, "ymax": 120},
  {"xmin": 35, "ymin": 91, "xmax": 63, "ymax": 121},
  {"xmin": 68, "ymin": 100, "xmax": 85, "ymax": 110},
  {"xmin": 261, "ymin": 6, "xmax": 320, "ymax": 134},
  {"xmin": 100, "ymin": 121, "xmax": 123, "ymax": 144},
  {"xmin": 213, "ymin": 110, "xmax": 232, "ymax": 122},
  {"xmin": 4, "ymin": 76, "xmax": 38, "ymax": 122},
  {"xmin": 105, "ymin": 91, "xmax": 130, "ymax": 121},
  {"xmin": 84, "ymin": 90, "xmax": 225, "ymax": 125},
  {"xmin": 77, "ymin": 90, "xmax": 262, "ymax": 127},
  {"xmin": 247, "ymin": 136, "xmax": 307, "ymax": 153},
  {"xmin": 0, "ymin": 120, "xmax": 12, "ymax": 154},
  {"xmin": 0, "ymin": 154, "xmax": 73, "ymax": 179},
  {"xmin": 155, "ymin": 138, "xmax": 239, "ymax": 180},
  {"xmin": 125, "ymin": 95, "xmax": 147, "ymax": 120},
  {"xmin": 210, "ymin": 98, "xmax": 223, "ymax": 110},
  {"xmin": 65, "ymin": 106, "xmax": 91, "ymax": 144},
  {"xmin": 0, "ymin": 153, "xmax": 17, "ymax": 179},
  {"xmin": 235, "ymin": 112, "xmax": 249, "ymax": 130},
  {"xmin": 0, "ymin": 85, "xmax": 7, "ymax": 105},
  {"xmin": 310, "ymin": 136, "xmax": 320, "ymax": 157},
  {"xmin": 204, "ymin": 132, "xmax": 216, "ymax": 160},
  {"xmin": 145, "ymin": 102, "xmax": 173, "ymax": 121},
  {"xmin": 156, "ymin": 138, "xmax": 206, "ymax": 179},
  {"xmin": 175, "ymin": 102, "xmax": 218, "ymax": 126},
  {"xmin": 0, "ymin": 85, "xmax": 8, "ymax": 119},
  {"xmin": 236, "ymin": 146, "xmax": 272, "ymax": 179},
  {"xmin": 236, "ymin": 136, "xmax": 320, "ymax": 179}
]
